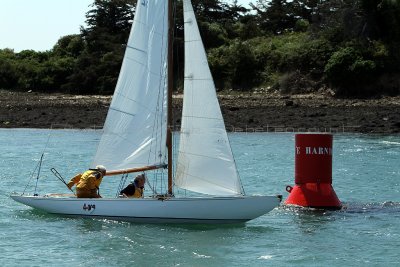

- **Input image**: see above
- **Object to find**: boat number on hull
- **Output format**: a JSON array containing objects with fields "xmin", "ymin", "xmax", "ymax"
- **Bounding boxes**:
[{"xmin": 83, "ymin": 204, "xmax": 96, "ymax": 211}]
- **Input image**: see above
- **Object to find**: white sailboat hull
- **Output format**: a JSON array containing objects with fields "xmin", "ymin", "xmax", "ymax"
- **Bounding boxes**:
[{"xmin": 11, "ymin": 194, "xmax": 281, "ymax": 224}]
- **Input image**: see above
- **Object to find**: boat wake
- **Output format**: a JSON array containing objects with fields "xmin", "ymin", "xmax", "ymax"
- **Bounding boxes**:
[
  {"xmin": 279, "ymin": 201, "xmax": 400, "ymax": 215},
  {"xmin": 341, "ymin": 201, "xmax": 400, "ymax": 214},
  {"xmin": 381, "ymin": 140, "xmax": 400, "ymax": 146}
]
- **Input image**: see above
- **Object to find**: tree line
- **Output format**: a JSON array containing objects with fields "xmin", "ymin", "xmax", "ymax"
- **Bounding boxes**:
[{"xmin": 0, "ymin": 0, "xmax": 399, "ymax": 97}]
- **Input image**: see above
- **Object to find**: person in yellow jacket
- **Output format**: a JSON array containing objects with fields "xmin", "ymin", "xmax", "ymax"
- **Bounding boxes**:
[
  {"xmin": 120, "ymin": 174, "xmax": 146, "ymax": 198},
  {"xmin": 67, "ymin": 165, "xmax": 106, "ymax": 198}
]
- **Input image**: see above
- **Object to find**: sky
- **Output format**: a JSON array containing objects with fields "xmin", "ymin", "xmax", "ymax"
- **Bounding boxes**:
[{"xmin": 0, "ymin": 0, "xmax": 252, "ymax": 52}]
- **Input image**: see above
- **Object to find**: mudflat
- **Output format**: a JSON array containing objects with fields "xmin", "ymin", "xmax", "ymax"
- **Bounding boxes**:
[{"xmin": 1, "ymin": 90, "xmax": 399, "ymax": 133}]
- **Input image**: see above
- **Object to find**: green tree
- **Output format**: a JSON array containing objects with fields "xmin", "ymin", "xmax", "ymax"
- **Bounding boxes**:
[
  {"xmin": 324, "ymin": 46, "xmax": 377, "ymax": 96},
  {"xmin": 0, "ymin": 49, "xmax": 18, "ymax": 89},
  {"xmin": 252, "ymin": 0, "xmax": 296, "ymax": 34},
  {"xmin": 52, "ymin": 34, "xmax": 85, "ymax": 58},
  {"xmin": 66, "ymin": 0, "xmax": 136, "ymax": 94},
  {"xmin": 208, "ymin": 41, "xmax": 262, "ymax": 90}
]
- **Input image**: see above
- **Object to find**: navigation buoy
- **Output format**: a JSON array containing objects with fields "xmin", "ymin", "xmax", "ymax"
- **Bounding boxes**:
[{"xmin": 285, "ymin": 133, "xmax": 341, "ymax": 210}]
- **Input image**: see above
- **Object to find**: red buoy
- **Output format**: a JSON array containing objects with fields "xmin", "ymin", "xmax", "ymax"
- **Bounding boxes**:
[{"xmin": 285, "ymin": 133, "xmax": 341, "ymax": 210}]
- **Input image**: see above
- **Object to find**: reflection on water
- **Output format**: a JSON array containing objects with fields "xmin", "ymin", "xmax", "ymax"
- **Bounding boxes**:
[{"xmin": 278, "ymin": 201, "xmax": 400, "ymax": 235}]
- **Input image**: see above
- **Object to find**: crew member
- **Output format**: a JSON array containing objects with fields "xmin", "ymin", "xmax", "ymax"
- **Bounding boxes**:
[
  {"xmin": 120, "ymin": 174, "xmax": 146, "ymax": 198},
  {"xmin": 67, "ymin": 165, "xmax": 106, "ymax": 198}
]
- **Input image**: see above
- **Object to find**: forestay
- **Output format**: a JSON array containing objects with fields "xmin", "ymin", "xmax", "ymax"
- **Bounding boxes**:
[
  {"xmin": 92, "ymin": 0, "xmax": 169, "ymax": 172},
  {"xmin": 175, "ymin": 0, "xmax": 243, "ymax": 196}
]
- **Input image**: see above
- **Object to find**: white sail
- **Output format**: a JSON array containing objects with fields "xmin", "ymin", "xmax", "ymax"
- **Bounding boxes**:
[
  {"xmin": 92, "ymin": 0, "xmax": 168, "ymax": 172},
  {"xmin": 175, "ymin": 0, "xmax": 243, "ymax": 196}
]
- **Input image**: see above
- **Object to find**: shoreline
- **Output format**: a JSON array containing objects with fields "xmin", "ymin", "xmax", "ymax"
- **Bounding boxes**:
[{"xmin": 1, "ymin": 90, "xmax": 399, "ymax": 134}]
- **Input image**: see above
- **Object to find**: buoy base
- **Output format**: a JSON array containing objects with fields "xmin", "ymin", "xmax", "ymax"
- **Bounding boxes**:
[{"xmin": 285, "ymin": 183, "xmax": 341, "ymax": 210}]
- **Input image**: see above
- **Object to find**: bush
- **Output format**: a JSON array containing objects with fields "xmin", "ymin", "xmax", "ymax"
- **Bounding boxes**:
[
  {"xmin": 324, "ymin": 46, "xmax": 377, "ymax": 96},
  {"xmin": 242, "ymin": 33, "xmax": 332, "ymax": 89},
  {"xmin": 0, "ymin": 49, "xmax": 18, "ymax": 89},
  {"xmin": 294, "ymin": 19, "xmax": 309, "ymax": 32},
  {"xmin": 208, "ymin": 40, "xmax": 262, "ymax": 90},
  {"xmin": 279, "ymin": 70, "xmax": 316, "ymax": 94},
  {"xmin": 199, "ymin": 22, "xmax": 228, "ymax": 48}
]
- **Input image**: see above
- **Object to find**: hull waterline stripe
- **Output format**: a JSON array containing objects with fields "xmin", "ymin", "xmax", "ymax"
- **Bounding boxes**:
[{"xmin": 48, "ymin": 213, "xmax": 250, "ymax": 222}]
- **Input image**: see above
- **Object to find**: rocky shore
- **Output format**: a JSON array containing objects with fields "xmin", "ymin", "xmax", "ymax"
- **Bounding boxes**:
[{"xmin": 1, "ymin": 89, "xmax": 399, "ymax": 133}]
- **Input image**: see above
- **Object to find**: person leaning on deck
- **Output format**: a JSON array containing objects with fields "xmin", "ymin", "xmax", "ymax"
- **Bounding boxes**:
[
  {"xmin": 120, "ymin": 174, "xmax": 146, "ymax": 198},
  {"xmin": 67, "ymin": 165, "xmax": 107, "ymax": 198}
]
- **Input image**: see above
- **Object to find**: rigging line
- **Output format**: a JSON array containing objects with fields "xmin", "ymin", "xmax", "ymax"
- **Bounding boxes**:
[
  {"xmin": 172, "ymin": 0, "xmax": 181, "ymax": 183},
  {"xmin": 224, "ymin": 130, "xmax": 245, "ymax": 194},
  {"xmin": 157, "ymin": 0, "xmax": 168, "ymax": 166},
  {"xmin": 112, "ymin": 89, "xmax": 164, "ymax": 116},
  {"xmin": 146, "ymin": 97, "xmax": 163, "ymax": 166},
  {"xmin": 124, "ymin": 55, "xmax": 167, "ymax": 78},
  {"xmin": 149, "ymin": 15, "xmax": 166, "ymax": 165},
  {"xmin": 146, "ymin": 174, "xmax": 158, "ymax": 195},
  {"xmin": 23, "ymin": 133, "xmax": 52, "ymax": 195},
  {"xmin": 22, "ymin": 157, "xmax": 40, "ymax": 195},
  {"xmin": 131, "ymin": 17, "xmax": 167, "ymax": 38},
  {"xmin": 147, "ymin": 0, "xmax": 168, "ymax": 166},
  {"xmin": 159, "ymin": 0, "xmax": 169, "ymax": 164},
  {"xmin": 158, "ymin": 171, "xmax": 164, "ymax": 195},
  {"xmin": 173, "ymin": 132, "xmax": 180, "ymax": 178},
  {"xmin": 116, "ymin": 173, "xmax": 129, "ymax": 197},
  {"xmin": 146, "ymin": 103, "xmax": 165, "ymax": 165},
  {"xmin": 33, "ymin": 154, "xmax": 44, "ymax": 195},
  {"xmin": 146, "ymin": 12, "xmax": 168, "ymax": 167},
  {"xmin": 50, "ymin": 168, "xmax": 75, "ymax": 195},
  {"xmin": 171, "ymin": 0, "xmax": 179, "ymax": 173}
]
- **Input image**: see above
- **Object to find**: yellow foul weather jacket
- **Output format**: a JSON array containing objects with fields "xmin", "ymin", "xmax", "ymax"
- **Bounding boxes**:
[
  {"xmin": 132, "ymin": 186, "xmax": 143, "ymax": 198},
  {"xmin": 67, "ymin": 170, "xmax": 103, "ymax": 198}
]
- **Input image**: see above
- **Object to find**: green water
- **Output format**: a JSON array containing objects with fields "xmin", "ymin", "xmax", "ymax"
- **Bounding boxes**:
[{"xmin": 1, "ymin": 129, "xmax": 399, "ymax": 266}]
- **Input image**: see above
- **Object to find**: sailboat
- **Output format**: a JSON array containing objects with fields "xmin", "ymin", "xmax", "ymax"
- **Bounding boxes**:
[{"xmin": 11, "ymin": 0, "xmax": 281, "ymax": 224}]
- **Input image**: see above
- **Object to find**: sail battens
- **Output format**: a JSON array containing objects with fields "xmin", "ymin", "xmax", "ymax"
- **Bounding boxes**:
[
  {"xmin": 184, "ymin": 78, "xmax": 213, "ymax": 81},
  {"xmin": 109, "ymin": 107, "xmax": 136, "ymax": 117},
  {"xmin": 112, "ymin": 91, "xmax": 164, "ymax": 116},
  {"xmin": 121, "ymin": 56, "xmax": 166, "ymax": 79},
  {"xmin": 126, "ymin": 45, "xmax": 147, "ymax": 54},
  {"xmin": 181, "ymin": 115, "xmax": 223, "ymax": 121},
  {"xmin": 184, "ymin": 39, "xmax": 204, "ymax": 43},
  {"xmin": 178, "ymin": 150, "xmax": 232, "ymax": 162},
  {"xmin": 132, "ymin": 16, "xmax": 167, "ymax": 37},
  {"xmin": 118, "ymin": 55, "xmax": 167, "ymax": 79}
]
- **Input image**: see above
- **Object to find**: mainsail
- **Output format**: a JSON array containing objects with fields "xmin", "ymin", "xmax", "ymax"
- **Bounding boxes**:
[
  {"xmin": 92, "ymin": 0, "xmax": 169, "ymax": 172},
  {"xmin": 175, "ymin": 0, "xmax": 243, "ymax": 196}
]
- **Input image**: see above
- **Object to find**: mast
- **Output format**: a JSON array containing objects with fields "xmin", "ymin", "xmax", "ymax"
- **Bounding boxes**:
[{"xmin": 167, "ymin": 0, "xmax": 174, "ymax": 195}]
